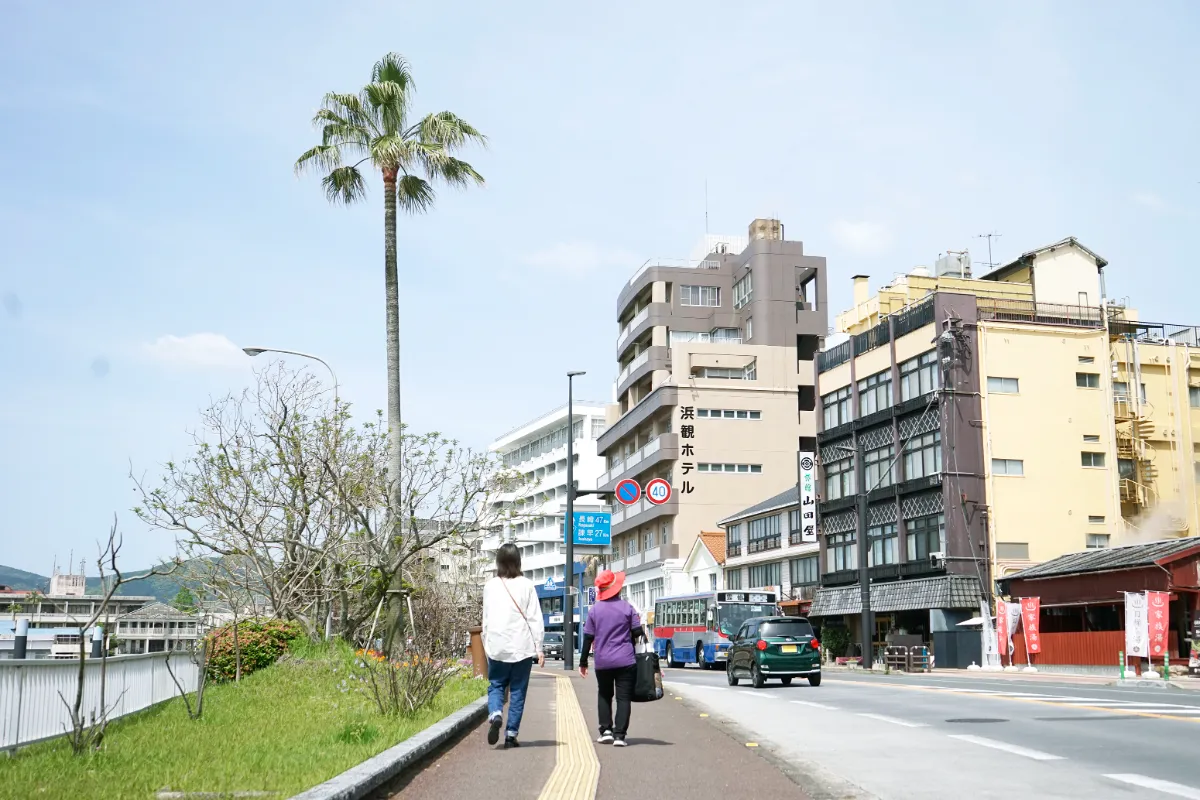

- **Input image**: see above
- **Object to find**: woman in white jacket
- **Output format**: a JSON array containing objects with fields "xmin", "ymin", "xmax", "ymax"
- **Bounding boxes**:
[{"xmin": 481, "ymin": 543, "xmax": 544, "ymax": 748}]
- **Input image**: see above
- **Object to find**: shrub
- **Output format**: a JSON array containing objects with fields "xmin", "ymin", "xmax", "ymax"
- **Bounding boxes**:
[
  {"xmin": 351, "ymin": 648, "xmax": 463, "ymax": 717},
  {"xmin": 205, "ymin": 619, "xmax": 304, "ymax": 682}
]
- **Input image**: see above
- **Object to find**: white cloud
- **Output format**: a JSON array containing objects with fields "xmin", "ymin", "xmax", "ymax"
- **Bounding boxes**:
[
  {"xmin": 522, "ymin": 241, "xmax": 641, "ymax": 278},
  {"xmin": 830, "ymin": 219, "xmax": 892, "ymax": 256},
  {"xmin": 142, "ymin": 332, "xmax": 248, "ymax": 369},
  {"xmin": 1131, "ymin": 191, "xmax": 1167, "ymax": 212}
]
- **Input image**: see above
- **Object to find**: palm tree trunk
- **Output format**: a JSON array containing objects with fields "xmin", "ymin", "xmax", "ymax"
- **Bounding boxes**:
[{"xmin": 382, "ymin": 169, "xmax": 403, "ymax": 526}]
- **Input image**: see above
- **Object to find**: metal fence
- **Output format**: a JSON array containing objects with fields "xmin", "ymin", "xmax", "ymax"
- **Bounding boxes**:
[
  {"xmin": 976, "ymin": 298, "xmax": 1103, "ymax": 328},
  {"xmin": 0, "ymin": 652, "xmax": 199, "ymax": 750}
]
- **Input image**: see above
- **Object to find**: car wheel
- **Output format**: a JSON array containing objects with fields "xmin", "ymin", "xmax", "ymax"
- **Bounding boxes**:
[
  {"xmin": 808, "ymin": 673, "xmax": 822, "ymax": 687},
  {"xmin": 781, "ymin": 677, "xmax": 793, "ymax": 686},
  {"xmin": 751, "ymin": 663, "xmax": 766, "ymax": 689},
  {"xmin": 726, "ymin": 661, "xmax": 739, "ymax": 686}
]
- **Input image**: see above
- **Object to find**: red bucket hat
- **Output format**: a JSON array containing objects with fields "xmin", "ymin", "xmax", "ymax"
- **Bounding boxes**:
[{"xmin": 594, "ymin": 569, "xmax": 626, "ymax": 601}]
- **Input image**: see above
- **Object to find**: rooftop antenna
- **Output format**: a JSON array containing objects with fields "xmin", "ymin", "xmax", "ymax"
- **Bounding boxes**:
[
  {"xmin": 704, "ymin": 179, "xmax": 709, "ymax": 235},
  {"xmin": 976, "ymin": 232, "xmax": 1002, "ymax": 270}
]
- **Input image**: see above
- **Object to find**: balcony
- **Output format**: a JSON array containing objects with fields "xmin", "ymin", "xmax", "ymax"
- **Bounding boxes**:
[
  {"xmin": 617, "ymin": 350, "xmax": 649, "ymax": 387},
  {"xmin": 597, "ymin": 386, "xmax": 679, "ymax": 455},
  {"xmin": 617, "ymin": 307, "xmax": 650, "ymax": 352},
  {"xmin": 617, "ymin": 347, "xmax": 670, "ymax": 396},
  {"xmin": 611, "ymin": 496, "xmax": 678, "ymax": 536},
  {"xmin": 598, "ymin": 433, "xmax": 678, "ymax": 489},
  {"xmin": 726, "ymin": 542, "xmax": 743, "ymax": 558}
]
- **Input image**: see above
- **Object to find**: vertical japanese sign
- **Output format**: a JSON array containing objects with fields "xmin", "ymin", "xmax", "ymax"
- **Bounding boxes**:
[
  {"xmin": 1020, "ymin": 597, "xmax": 1041, "ymax": 654},
  {"xmin": 995, "ymin": 599, "xmax": 1009, "ymax": 662},
  {"xmin": 678, "ymin": 406, "xmax": 697, "ymax": 497},
  {"xmin": 1124, "ymin": 591, "xmax": 1148, "ymax": 658},
  {"xmin": 798, "ymin": 452, "xmax": 817, "ymax": 543},
  {"xmin": 1147, "ymin": 590, "xmax": 1170, "ymax": 658},
  {"xmin": 981, "ymin": 598, "xmax": 1000, "ymax": 666}
]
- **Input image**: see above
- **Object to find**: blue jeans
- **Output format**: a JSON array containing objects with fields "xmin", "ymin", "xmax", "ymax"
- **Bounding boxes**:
[{"xmin": 487, "ymin": 657, "xmax": 534, "ymax": 736}]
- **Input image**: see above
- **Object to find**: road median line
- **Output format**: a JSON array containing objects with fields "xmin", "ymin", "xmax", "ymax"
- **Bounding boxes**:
[{"xmin": 537, "ymin": 676, "xmax": 599, "ymax": 800}]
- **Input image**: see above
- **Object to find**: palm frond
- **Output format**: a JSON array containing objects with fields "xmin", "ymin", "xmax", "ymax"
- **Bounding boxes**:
[
  {"xmin": 294, "ymin": 144, "xmax": 343, "ymax": 177},
  {"xmin": 322, "ymin": 165, "xmax": 367, "ymax": 205},
  {"xmin": 371, "ymin": 53, "xmax": 415, "ymax": 91},
  {"xmin": 363, "ymin": 81, "xmax": 411, "ymax": 135},
  {"xmin": 396, "ymin": 174, "xmax": 434, "ymax": 214},
  {"xmin": 320, "ymin": 92, "xmax": 378, "ymax": 136},
  {"xmin": 413, "ymin": 141, "xmax": 485, "ymax": 189},
  {"xmin": 314, "ymin": 109, "xmax": 370, "ymax": 150},
  {"xmin": 370, "ymin": 132, "xmax": 419, "ymax": 171},
  {"xmin": 417, "ymin": 111, "xmax": 488, "ymax": 150}
]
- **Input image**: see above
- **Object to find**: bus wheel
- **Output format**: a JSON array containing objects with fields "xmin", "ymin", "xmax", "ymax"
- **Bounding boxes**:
[
  {"xmin": 665, "ymin": 644, "xmax": 677, "ymax": 668},
  {"xmin": 697, "ymin": 645, "xmax": 710, "ymax": 669}
]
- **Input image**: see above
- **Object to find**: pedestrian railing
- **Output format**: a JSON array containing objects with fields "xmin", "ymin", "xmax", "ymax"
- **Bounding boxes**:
[
  {"xmin": 0, "ymin": 652, "xmax": 199, "ymax": 750},
  {"xmin": 885, "ymin": 646, "xmax": 908, "ymax": 672},
  {"xmin": 883, "ymin": 645, "xmax": 933, "ymax": 673}
]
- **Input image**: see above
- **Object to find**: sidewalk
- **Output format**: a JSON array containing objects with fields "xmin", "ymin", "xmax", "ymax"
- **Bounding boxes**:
[{"xmin": 381, "ymin": 664, "xmax": 809, "ymax": 799}]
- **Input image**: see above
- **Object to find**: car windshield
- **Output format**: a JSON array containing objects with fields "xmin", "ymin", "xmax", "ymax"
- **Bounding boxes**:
[
  {"xmin": 717, "ymin": 603, "xmax": 774, "ymax": 636},
  {"xmin": 544, "ymin": 634, "xmax": 563, "ymax": 643},
  {"xmin": 759, "ymin": 619, "xmax": 815, "ymax": 640}
]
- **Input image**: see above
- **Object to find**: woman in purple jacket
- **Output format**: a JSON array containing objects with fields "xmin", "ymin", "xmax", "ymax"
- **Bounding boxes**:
[{"xmin": 577, "ymin": 569, "xmax": 646, "ymax": 747}]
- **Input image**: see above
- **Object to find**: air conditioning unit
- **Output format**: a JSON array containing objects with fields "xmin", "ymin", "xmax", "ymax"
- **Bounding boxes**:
[{"xmin": 929, "ymin": 551, "xmax": 946, "ymax": 569}]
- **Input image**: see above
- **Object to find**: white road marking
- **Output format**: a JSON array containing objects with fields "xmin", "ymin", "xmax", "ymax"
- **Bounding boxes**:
[
  {"xmin": 948, "ymin": 734, "xmax": 1063, "ymax": 761},
  {"xmin": 1104, "ymin": 774, "xmax": 1200, "ymax": 799},
  {"xmin": 792, "ymin": 700, "xmax": 840, "ymax": 711},
  {"xmin": 1112, "ymin": 708, "xmax": 1200, "ymax": 716},
  {"xmin": 856, "ymin": 713, "xmax": 926, "ymax": 728}
]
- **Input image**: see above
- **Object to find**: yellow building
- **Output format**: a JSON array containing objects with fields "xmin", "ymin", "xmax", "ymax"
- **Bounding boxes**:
[{"xmin": 818, "ymin": 237, "xmax": 1200, "ymax": 602}]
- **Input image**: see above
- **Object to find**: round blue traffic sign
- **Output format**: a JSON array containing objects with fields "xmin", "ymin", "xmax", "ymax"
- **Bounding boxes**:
[{"xmin": 615, "ymin": 478, "xmax": 642, "ymax": 506}]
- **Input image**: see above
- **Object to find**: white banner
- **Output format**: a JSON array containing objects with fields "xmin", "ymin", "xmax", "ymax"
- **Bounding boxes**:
[
  {"xmin": 798, "ymin": 452, "xmax": 818, "ymax": 543},
  {"xmin": 981, "ymin": 598, "xmax": 1001, "ymax": 667},
  {"xmin": 1124, "ymin": 591, "xmax": 1149, "ymax": 658},
  {"xmin": 1006, "ymin": 601, "xmax": 1022, "ymax": 655}
]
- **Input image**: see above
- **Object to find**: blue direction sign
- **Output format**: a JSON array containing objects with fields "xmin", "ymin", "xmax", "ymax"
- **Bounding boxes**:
[
  {"xmin": 615, "ymin": 478, "xmax": 641, "ymax": 506},
  {"xmin": 571, "ymin": 511, "xmax": 612, "ymax": 546}
]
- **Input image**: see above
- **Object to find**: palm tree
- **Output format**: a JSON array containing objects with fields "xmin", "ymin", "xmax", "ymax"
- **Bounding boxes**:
[{"xmin": 296, "ymin": 53, "xmax": 486, "ymax": 519}]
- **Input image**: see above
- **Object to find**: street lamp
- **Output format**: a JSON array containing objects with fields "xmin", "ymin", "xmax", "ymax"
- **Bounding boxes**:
[{"xmin": 564, "ymin": 370, "xmax": 586, "ymax": 670}]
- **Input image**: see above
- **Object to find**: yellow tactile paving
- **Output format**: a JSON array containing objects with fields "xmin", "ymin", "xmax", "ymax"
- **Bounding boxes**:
[{"xmin": 537, "ymin": 676, "xmax": 600, "ymax": 800}]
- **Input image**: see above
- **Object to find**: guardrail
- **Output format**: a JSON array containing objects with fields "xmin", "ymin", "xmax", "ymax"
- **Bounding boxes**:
[{"xmin": 1, "ymin": 652, "xmax": 199, "ymax": 750}]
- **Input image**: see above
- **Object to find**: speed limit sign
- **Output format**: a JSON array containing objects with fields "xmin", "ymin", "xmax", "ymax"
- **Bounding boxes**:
[{"xmin": 645, "ymin": 478, "xmax": 672, "ymax": 505}]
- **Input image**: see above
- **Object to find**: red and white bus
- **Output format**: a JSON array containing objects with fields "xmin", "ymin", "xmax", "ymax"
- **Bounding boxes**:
[{"xmin": 652, "ymin": 590, "xmax": 779, "ymax": 668}]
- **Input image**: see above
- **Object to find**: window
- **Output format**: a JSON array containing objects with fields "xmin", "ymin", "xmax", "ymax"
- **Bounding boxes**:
[
  {"xmin": 697, "ymin": 408, "xmax": 762, "ymax": 420},
  {"xmin": 726, "ymin": 523, "xmax": 743, "ymax": 558},
  {"xmin": 680, "ymin": 285, "xmax": 720, "ymax": 307},
  {"xmin": 699, "ymin": 463, "xmax": 762, "ymax": 474},
  {"xmin": 992, "ymin": 458, "xmax": 1024, "ymax": 476},
  {"xmin": 788, "ymin": 509, "xmax": 803, "ymax": 543},
  {"xmin": 905, "ymin": 513, "xmax": 945, "ymax": 562},
  {"xmin": 1113, "ymin": 380, "xmax": 1129, "ymax": 398},
  {"xmin": 670, "ymin": 330, "xmax": 712, "ymax": 344},
  {"xmin": 904, "ymin": 431, "xmax": 942, "ymax": 480},
  {"xmin": 1088, "ymin": 515, "xmax": 1106, "ymax": 524},
  {"xmin": 745, "ymin": 317, "xmax": 753, "ymax": 340},
  {"xmin": 858, "ymin": 371, "xmax": 893, "ymax": 415},
  {"xmin": 591, "ymin": 418, "xmax": 607, "ymax": 438},
  {"xmin": 1083, "ymin": 434, "xmax": 1100, "ymax": 443},
  {"xmin": 863, "ymin": 442, "xmax": 895, "ymax": 491},
  {"xmin": 748, "ymin": 562, "xmax": 782, "ymax": 588},
  {"xmin": 824, "ymin": 456, "xmax": 855, "ymax": 500},
  {"xmin": 649, "ymin": 578, "xmax": 664, "ymax": 604},
  {"xmin": 733, "ymin": 272, "xmax": 753, "ymax": 309},
  {"xmin": 643, "ymin": 530, "xmax": 656, "ymax": 551},
  {"xmin": 709, "ymin": 573, "xmax": 718, "ymax": 591},
  {"xmin": 744, "ymin": 360, "xmax": 757, "ymax": 380},
  {"xmin": 759, "ymin": 618, "xmax": 814, "ymax": 639},
  {"xmin": 996, "ymin": 542, "xmax": 1030, "ymax": 560},
  {"xmin": 725, "ymin": 568, "xmax": 742, "ymax": 589},
  {"xmin": 987, "ymin": 377, "xmax": 1019, "ymax": 394},
  {"xmin": 711, "ymin": 327, "xmax": 741, "ymax": 342},
  {"xmin": 1078, "ymin": 356, "xmax": 1095, "ymax": 364},
  {"xmin": 826, "ymin": 532, "xmax": 857, "ymax": 573},
  {"xmin": 823, "ymin": 386, "xmax": 852, "ymax": 429},
  {"xmin": 1081, "ymin": 451, "xmax": 1106, "ymax": 468},
  {"xmin": 868, "ymin": 523, "xmax": 899, "ymax": 566},
  {"xmin": 626, "ymin": 537, "xmax": 638, "ymax": 556},
  {"xmin": 1076, "ymin": 372, "xmax": 1100, "ymax": 389},
  {"xmin": 1190, "ymin": 387, "xmax": 1200, "ymax": 408},
  {"xmin": 748, "ymin": 515, "xmax": 781, "ymax": 553},
  {"xmin": 1086, "ymin": 534, "xmax": 1110, "ymax": 550},
  {"xmin": 698, "ymin": 363, "xmax": 757, "ymax": 380},
  {"xmin": 900, "ymin": 351, "xmax": 939, "ymax": 400},
  {"xmin": 790, "ymin": 556, "xmax": 818, "ymax": 585}
]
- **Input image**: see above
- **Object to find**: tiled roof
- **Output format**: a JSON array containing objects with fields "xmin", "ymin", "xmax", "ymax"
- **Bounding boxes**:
[
  {"xmin": 719, "ymin": 485, "xmax": 799, "ymax": 526},
  {"xmin": 116, "ymin": 602, "xmax": 196, "ymax": 620},
  {"xmin": 809, "ymin": 575, "xmax": 983, "ymax": 617},
  {"xmin": 698, "ymin": 531, "xmax": 726, "ymax": 565},
  {"xmin": 999, "ymin": 537, "xmax": 1200, "ymax": 583}
]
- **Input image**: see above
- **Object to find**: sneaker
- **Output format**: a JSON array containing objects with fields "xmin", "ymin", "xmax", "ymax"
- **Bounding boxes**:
[
  {"xmin": 597, "ymin": 730, "xmax": 614, "ymax": 744},
  {"xmin": 613, "ymin": 737, "xmax": 628, "ymax": 747},
  {"xmin": 504, "ymin": 735, "xmax": 520, "ymax": 748},
  {"xmin": 487, "ymin": 714, "xmax": 502, "ymax": 745}
]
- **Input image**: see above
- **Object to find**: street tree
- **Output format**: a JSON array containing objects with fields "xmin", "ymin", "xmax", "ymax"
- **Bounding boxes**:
[{"xmin": 295, "ymin": 52, "xmax": 487, "ymax": 531}]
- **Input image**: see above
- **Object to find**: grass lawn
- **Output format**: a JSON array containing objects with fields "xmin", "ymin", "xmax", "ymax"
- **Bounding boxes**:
[{"xmin": 1, "ymin": 642, "xmax": 485, "ymax": 800}]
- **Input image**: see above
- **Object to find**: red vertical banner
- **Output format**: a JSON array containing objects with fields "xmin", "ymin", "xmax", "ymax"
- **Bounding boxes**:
[
  {"xmin": 1147, "ymin": 591, "xmax": 1170, "ymax": 658},
  {"xmin": 1021, "ymin": 597, "xmax": 1041, "ymax": 654},
  {"xmin": 995, "ymin": 599, "xmax": 1009, "ymax": 664}
]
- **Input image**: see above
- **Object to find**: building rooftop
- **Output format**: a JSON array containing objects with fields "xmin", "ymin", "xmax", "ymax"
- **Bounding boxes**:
[
  {"xmin": 698, "ymin": 531, "xmax": 726, "ymax": 565},
  {"xmin": 719, "ymin": 485, "xmax": 799, "ymax": 527},
  {"xmin": 491, "ymin": 400, "xmax": 609, "ymax": 452},
  {"xmin": 116, "ymin": 601, "xmax": 197, "ymax": 620},
  {"xmin": 981, "ymin": 236, "xmax": 1108, "ymax": 282},
  {"xmin": 998, "ymin": 538, "xmax": 1200, "ymax": 583}
]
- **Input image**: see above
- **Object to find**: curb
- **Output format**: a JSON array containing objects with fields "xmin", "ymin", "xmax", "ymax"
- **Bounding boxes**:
[{"xmin": 288, "ymin": 696, "xmax": 488, "ymax": 800}]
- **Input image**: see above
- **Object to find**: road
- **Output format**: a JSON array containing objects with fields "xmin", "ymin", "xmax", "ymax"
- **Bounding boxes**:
[{"xmin": 664, "ymin": 666, "xmax": 1200, "ymax": 800}]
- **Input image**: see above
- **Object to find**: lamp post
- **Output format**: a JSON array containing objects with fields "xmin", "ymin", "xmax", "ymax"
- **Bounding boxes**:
[
  {"xmin": 564, "ymin": 370, "xmax": 586, "ymax": 670},
  {"xmin": 243, "ymin": 345, "xmax": 339, "ymax": 640}
]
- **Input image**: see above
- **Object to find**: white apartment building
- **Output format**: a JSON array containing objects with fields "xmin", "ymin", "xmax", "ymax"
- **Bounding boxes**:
[
  {"xmin": 482, "ymin": 401, "xmax": 609, "ymax": 584},
  {"xmin": 596, "ymin": 219, "xmax": 829, "ymax": 614}
]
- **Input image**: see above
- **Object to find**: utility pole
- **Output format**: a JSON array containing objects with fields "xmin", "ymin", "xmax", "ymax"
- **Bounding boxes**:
[
  {"xmin": 564, "ymin": 371, "xmax": 585, "ymax": 670},
  {"xmin": 854, "ymin": 436, "xmax": 874, "ymax": 669}
]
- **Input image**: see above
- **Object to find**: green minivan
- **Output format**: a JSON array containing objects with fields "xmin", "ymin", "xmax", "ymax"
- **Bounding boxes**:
[{"xmin": 726, "ymin": 616, "xmax": 821, "ymax": 688}]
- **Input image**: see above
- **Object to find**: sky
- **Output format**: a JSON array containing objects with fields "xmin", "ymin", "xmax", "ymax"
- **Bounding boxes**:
[{"xmin": 2, "ymin": 1, "xmax": 1198, "ymax": 572}]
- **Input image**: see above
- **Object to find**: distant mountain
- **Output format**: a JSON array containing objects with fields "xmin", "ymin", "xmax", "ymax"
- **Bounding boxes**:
[{"xmin": 0, "ymin": 563, "xmax": 198, "ymax": 603}]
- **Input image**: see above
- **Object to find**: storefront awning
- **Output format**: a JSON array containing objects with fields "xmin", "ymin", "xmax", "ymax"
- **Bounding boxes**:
[{"xmin": 810, "ymin": 575, "xmax": 983, "ymax": 617}]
